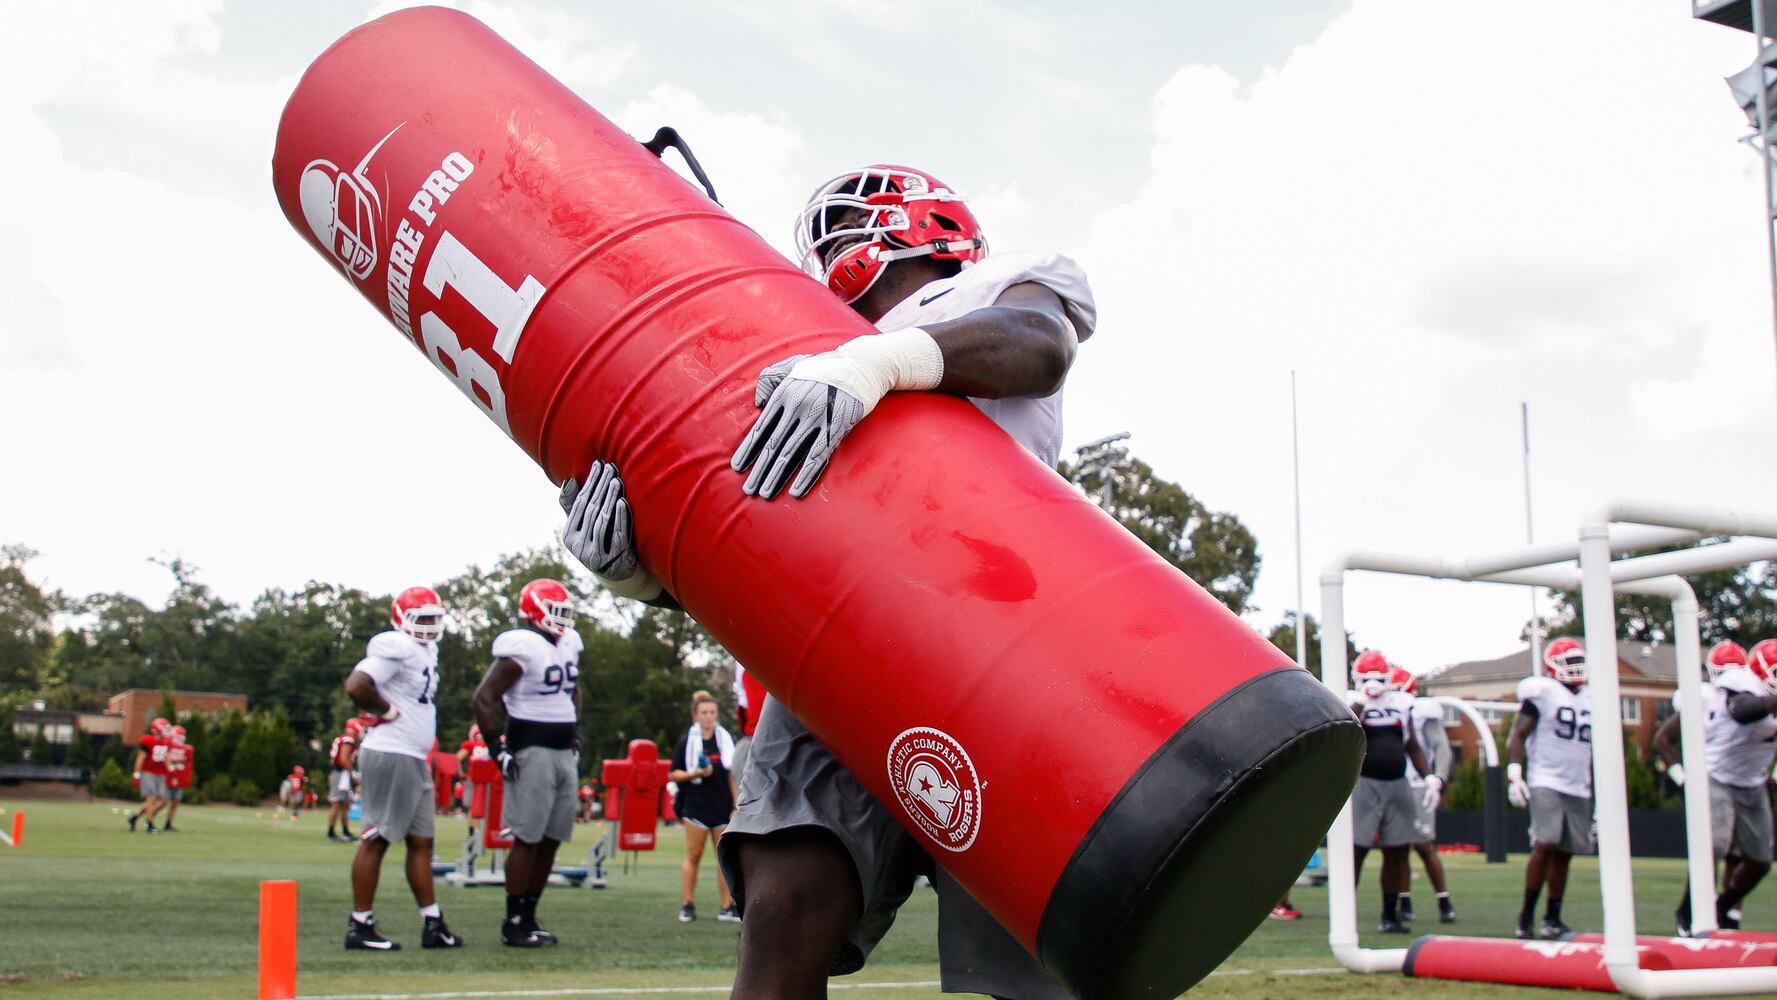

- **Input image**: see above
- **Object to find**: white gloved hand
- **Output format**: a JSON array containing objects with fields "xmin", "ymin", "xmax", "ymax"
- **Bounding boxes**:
[
  {"xmin": 731, "ymin": 328, "xmax": 943, "ymax": 499},
  {"xmin": 1420, "ymin": 774, "xmax": 1444, "ymax": 813},
  {"xmin": 560, "ymin": 461, "xmax": 663, "ymax": 601},
  {"xmin": 1669, "ymin": 762, "xmax": 1686, "ymax": 787},
  {"xmin": 1507, "ymin": 762, "xmax": 1530, "ymax": 808}
]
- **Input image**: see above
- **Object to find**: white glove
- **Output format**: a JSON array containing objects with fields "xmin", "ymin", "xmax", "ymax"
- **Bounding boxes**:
[
  {"xmin": 1420, "ymin": 774, "xmax": 1444, "ymax": 813},
  {"xmin": 560, "ymin": 461, "xmax": 663, "ymax": 601},
  {"xmin": 1668, "ymin": 762, "xmax": 1686, "ymax": 787},
  {"xmin": 731, "ymin": 328, "xmax": 943, "ymax": 499},
  {"xmin": 1507, "ymin": 763, "xmax": 1530, "ymax": 808}
]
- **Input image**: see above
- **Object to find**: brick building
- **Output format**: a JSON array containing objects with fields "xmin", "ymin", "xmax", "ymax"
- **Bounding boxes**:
[
  {"xmin": 1419, "ymin": 642, "xmax": 1685, "ymax": 766},
  {"xmin": 108, "ymin": 689, "xmax": 248, "ymax": 740}
]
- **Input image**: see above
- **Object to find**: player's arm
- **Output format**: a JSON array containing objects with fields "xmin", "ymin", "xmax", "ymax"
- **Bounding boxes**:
[
  {"xmin": 1728, "ymin": 691, "xmax": 1777, "ymax": 723},
  {"xmin": 924, "ymin": 283, "xmax": 1077, "ymax": 399},
  {"xmin": 1423, "ymin": 717, "xmax": 1454, "ymax": 782},
  {"xmin": 1506, "ymin": 702, "xmax": 1537, "ymax": 767},
  {"xmin": 1652, "ymin": 712, "xmax": 1683, "ymax": 767},
  {"xmin": 1405, "ymin": 726, "xmax": 1434, "ymax": 785},
  {"xmin": 132, "ymin": 744, "xmax": 146, "ymax": 778},
  {"xmin": 344, "ymin": 670, "xmax": 394, "ymax": 718},
  {"xmin": 472, "ymin": 659, "xmax": 523, "ymax": 746}
]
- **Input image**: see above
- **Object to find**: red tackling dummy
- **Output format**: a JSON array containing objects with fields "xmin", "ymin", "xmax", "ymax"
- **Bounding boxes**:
[
  {"xmin": 603, "ymin": 740, "xmax": 669, "ymax": 851},
  {"xmin": 272, "ymin": 10, "xmax": 1361, "ymax": 995}
]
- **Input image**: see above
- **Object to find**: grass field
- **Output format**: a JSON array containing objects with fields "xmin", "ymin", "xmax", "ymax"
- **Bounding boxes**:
[{"xmin": 0, "ymin": 799, "xmax": 1752, "ymax": 998}]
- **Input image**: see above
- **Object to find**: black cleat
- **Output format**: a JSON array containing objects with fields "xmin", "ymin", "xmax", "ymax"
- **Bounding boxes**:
[
  {"xmin": 345, "ymin": 916, "xmax": 400, "ymax": 951},
  {"xmin": 161, "ymin": 824, "xmax": 178, "ymax": 833},
  {"xmin": 678, "ymin": 903, "xmax": 696, "ymax": 923},
  {"xmin": 717, "ymin": 904, "xmax": 741, "ymax": 923},
  {"xmin": 1515, "ymin": 917, "xmax": 1535, "ymax": 940},
  {"xmin": 1398, "ymin": 899, "xmax": 1414, "ymax": 923},
  {"xmin": 1718, "ymin": 904, "xmax": 1742, "ymax": 931},
  {"xmin": 421, "ymin": 916, "xmax": 462, "ymax": 949},
  {"xmin": 1378, "ymin": 917, "xmax": 1409, "ymax": 934},
  {"xmin": 144, "ymin": 822, "xmax": 158, "ymax": 835},
  {"xmin": 1438, "ymin": 902, "xmax": 1457, "ymax": 924},
  {"xmin": 128, "ymin": 814, "xmax": 138, "ymax": 832},
  {"xmin": 502, "ymin": 918, "xmax": 552, "ymax": 947},
  {"xmin": 1539, "ymin": 918, "xmax": 1571, "ymax": 940},
  {"xmin": 1676, "ymin": 906, "xmax": 1693, "ymax": 938}
]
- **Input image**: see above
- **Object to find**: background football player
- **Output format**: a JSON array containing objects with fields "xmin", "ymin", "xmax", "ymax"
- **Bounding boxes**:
[
  {"xmin": 127, "ymin": 717, "xmax": 172, "ymax": 834},
  {"xmin": 1348, "ymin": 653, "xmax": 1441, "ymax": 934},
  {"xmin": 1656, "ymin": 638, "xmax": 1777, "ymax": 934},
  {"xmin": 276, "ymin": 765, "xmax": 307, "ymax": 818},
  {"xmin": 161, "ymin": 725, "xmax": 192, "ymax": 833},
  {"xmin": 1396, "ymin": 669, "xmax": 1456, "ymax": 924},
  {"xmin": 1507, "ymin": 637, "xmax": 1594, "ymax": 940},
  {"xmin": 327, "ymin": 717, "xmax": 366, "ymax": 842},
  {"xmin": 342, "ymin": 586, "xmax": 461, "ymax": 952},
  {"xmin": 473, "ymin": 578, "xmax": 583, "ymax": 948},
  {"xmin": 561, "ymin": 164, "xmax": 1094, "ymax": 999}
]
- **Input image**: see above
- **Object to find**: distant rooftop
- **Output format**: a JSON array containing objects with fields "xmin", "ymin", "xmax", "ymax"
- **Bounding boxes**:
[{"xmin": 1421, "ymin": 641, "xmax": 1694, "ymax": 690}]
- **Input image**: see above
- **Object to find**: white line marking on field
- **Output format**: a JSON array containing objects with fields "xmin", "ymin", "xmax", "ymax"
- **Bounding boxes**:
[{"xmin": 301, "ymin": 982, "xmax": 941, "ymax": 999}]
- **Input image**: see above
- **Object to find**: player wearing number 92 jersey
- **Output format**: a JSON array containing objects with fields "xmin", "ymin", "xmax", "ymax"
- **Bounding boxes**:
[{"xmin": 1515, "ymin": 675, "xmax": 1593, "ymax": 799}]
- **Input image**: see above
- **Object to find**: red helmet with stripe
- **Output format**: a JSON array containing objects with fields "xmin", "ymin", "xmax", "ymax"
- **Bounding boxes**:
[
  {"xmin": 519, "ymin": 578, "xmax": 576, "ymax": 637},
  {"xmin": 1390, "ymin": 667, "xmax": 1418, "ymax": 696},
  {"xmin": 391, "ymin": 586, "xmax": 445, "ymax": 644},
  {"xmin": 1353, "ymin": 650, "xmax": 1391, "ymax": 699},
  {"xmin": 170, "ymin": 725, "xmax": 186, "ymax": 744},
  {"xmin": 1749, "ymin": 640, "xmax": 1777, "ymax": 695},
  {"xmin": 1543, "ymin": 637, "xmax": 1588, "ymax": 685},
  {"xmin": 151, "ymin": 717, "xmax": 172, "ymax": 736},
  {"xmin": 794, "ymin": 165, "xmax": 988, "ymax": 304},
  {"xmin": 1708, "ymin": 640, "xmax": 1748, "ymax": 683}
]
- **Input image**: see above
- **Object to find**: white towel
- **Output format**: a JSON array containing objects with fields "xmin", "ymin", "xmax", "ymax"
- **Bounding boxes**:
[{"xmin": 683, "ymin": 722, "xmax": 734, "ymax": 772}]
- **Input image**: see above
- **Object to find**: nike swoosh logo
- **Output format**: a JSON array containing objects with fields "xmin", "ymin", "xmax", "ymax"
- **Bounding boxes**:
[
  {"xmin": 919, "ymin": 288, "xmax": 954, "ymax": 307},
  {"xmin": 363, "ymin": 940, "xmax": 393, "ymax": 950}
]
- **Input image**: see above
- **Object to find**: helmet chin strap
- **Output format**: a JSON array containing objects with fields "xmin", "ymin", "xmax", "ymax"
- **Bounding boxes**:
[{"xmin": 873, "ymin": 237, "xmax": 986, "ymax": 264}]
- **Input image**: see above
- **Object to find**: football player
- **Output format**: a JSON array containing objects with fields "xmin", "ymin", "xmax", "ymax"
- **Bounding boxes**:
[
  {"xmin": 1347, "ymin": 653, "xmax": 1442, "ymax": 934},
  {"xmin": 327, "ymin": 718, "xmax": 367, "ymax": 842},
  {"xmin": 472, "ymin": 578, "xmax": 583, "ymax": 948},
  {"xmin": 127, "ymin": 717, "xmax": 172, "ymax": 834},
  {"xmin": 457, "ymin": 723, "xmax": 490, "ymax": 839},
  {"xmin": 342, "ymin": 586, "xmax": 461, "ymax": 952},
  {"xmin": 162, "ymin": 725, "xmax": 192, "ymax": 832},
  {"xmin": 1656, "ymin": 639, "xmax": 1777, "ymax": 934},
  {"xmin": 1507, "ymin": 637, "xmax": 1594, "ymax": 940},
  {"xmin": 1396, "ymin": 669, "xmax": 1457, "ymax": 924},
  {"xmin": 561, "ymin": 164, "xmax": 1094, "ymax": 998},
  {"xmin": 277, "ymin": 766, "xmax": 307, "ymax": 818}
]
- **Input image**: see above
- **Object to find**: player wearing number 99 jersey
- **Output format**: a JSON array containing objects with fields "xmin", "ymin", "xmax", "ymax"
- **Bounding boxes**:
[
  {"xmin": 473, "ymin": 578, "xmax": 583, "ymax": 948},
  {"xmin": 1506, "ymin": 637, "xmax": 1593, "ymax": 942}
]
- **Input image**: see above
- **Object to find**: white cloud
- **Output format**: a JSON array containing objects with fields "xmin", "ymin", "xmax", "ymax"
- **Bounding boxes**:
[{"xmin": 1069, "ymin": 0, "xmax": 1777, "ymax": 668}]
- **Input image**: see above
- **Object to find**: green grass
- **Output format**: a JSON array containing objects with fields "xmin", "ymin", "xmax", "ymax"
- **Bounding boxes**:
[{"xmin": 0, "ymin": 799, "xmax": 1751, "ymax": 998}]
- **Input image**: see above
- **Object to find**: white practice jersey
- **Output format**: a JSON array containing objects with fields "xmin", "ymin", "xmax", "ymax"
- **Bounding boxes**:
[
  {"xmin": 1702, "ymin": 668, "xmax": 1777, "ymax": 788},
  {"xmin": 873, "ymin": 251, "xmax": 1097, "ymax": 468},
  {"xmin": 1408, "ymin": 696, "xmax": 1445, "ymax": 785},
  {"xmin": 1517, "ymin": 675, "xmax": 1593, "ymax": 798},
  {"xmin": 491, "ymin": 626, "xmax": 583, "ymax": 724},
  {"xmin": 353, "ymin": 631, "xmax": 439, "ymax": 760}
]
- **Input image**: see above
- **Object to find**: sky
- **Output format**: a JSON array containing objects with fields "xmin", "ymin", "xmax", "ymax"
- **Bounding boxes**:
[{"xmin": 1, "ymin": 0, "xmax": 1773, "ymax": 674}]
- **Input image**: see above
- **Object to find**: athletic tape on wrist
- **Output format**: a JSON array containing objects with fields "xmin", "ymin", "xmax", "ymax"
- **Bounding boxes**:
[{"xmin": 787, "ymin": 327, "xmax": 943, "ymax": 406}]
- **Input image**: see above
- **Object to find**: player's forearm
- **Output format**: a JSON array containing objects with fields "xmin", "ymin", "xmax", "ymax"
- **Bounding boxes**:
[
  {"xmin": 927, "ymin": 307, "xmax": 1075, "ymax": 399},
  {"xmin": 1653, "ymin": 717, "xmax": 1682, "ymax": 764},
  {"xmin": 471, "ymin": 689, "xmax": 504, "ymax": 744},
  {"xmin": 345, "ymin": 674, "xmax": 391, "ymax": 716}
]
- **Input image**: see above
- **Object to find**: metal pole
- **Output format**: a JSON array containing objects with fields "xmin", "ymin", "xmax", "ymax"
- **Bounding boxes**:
[
  {"xmin": 1522, "ymin": 402, "xmax": 1541, "ymax": 677},
  {"xmin": 1293, "ymin": 371, "xmax": 1309, "ymax": 672},
  {"xmin": 1754, "ymin": 2, "xmax": 1777, "ymax": 400}
]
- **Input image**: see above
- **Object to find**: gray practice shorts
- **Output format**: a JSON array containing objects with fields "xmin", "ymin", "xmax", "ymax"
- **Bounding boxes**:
[
  {"xmin": 717, "ymin": 697, "xmax": 1070, "ymax": 1000},
  {"xmin": 1352, "ymin": 775, "xmax": 1419, "ymax": 848},
  {"xmin": 1411, "ymin": 782, "xmax": 1438, "ymax": 843},
  {"xmin": 358, "ymin": 749, "xmax": 435, "ymax": 842},
  {"xmin": 328, "ymin": 768, "xmax": 353, "ymax": 804},
  {"xmin": 505, "ymin": 746, "xmax": 577, "ymax": 844},
  {"xmin": 165, "ymin": 786, "xmax": 183, "ymax": 802},
  {"xmin": 1529, "ymin": 787, "xmax": 1594, "ymax": 855},
  {"xmin": 139, "ymin": 772, "xmax": 168, "ymax": 799},
  {"xmin": 1711, "ymin": 779, "xmax": 1774, "ymax": 863}
]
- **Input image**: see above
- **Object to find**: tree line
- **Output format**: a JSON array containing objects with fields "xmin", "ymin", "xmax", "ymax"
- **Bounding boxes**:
[{"xmin": 2, "ymin": 441, "xmax": 1269, "ymax": 791}]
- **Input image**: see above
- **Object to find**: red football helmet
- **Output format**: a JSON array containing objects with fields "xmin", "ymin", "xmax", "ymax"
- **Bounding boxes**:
[
  {"xmin": 292, "ymin": 765, "xmax": 305, "ymax": 776},
  {"xmin": 345, "ymin": 716, "xmax": 368, "ymax": 736},
  {"xmin": 391, "ymin": 586, "xmax": 446, "ymax": 644},
  {"xmin": 468, "ymin": 723, "xmax": 482, "ymax": 742},
  {"xmin": 170, "ymin": 725, "xmax": 186, "ymax": 744},
  {"xmin": 1353, "ymin": 650, "xmax": 1391, "ymax": 698},
  {"xmin": 1707, "ymin": 640, "xmax": 1748, "ymax": 682},
  {"xmin": 794, "ymin": 165, "xmax": 988, "ymax": 304},
  {"xmin": 1543, "ymin": 637, "xmax": 1588, "ymax": 685},
  {"xmin": 151, "ymin": 717, "xmax": 172, "ymax": 736},
  {"xmin": 519, "ymin": 578, "xmax": 576, "ymax": 637},
  {"xmin": 1749, "ymin": 639, "xmax": 1777, "ymax": 695},
  {"xmin": 1391, "ymin": 667, "xmax": 1419, "ymax": 696}
]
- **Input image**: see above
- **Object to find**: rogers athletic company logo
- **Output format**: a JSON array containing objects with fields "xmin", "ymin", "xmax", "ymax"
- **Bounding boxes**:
[
  {"xmin": 298, "ymin": 124, "xmax": 403, "ymax": 282},
  {"xmin": 887, "ymin": 727, "xmax": 982, "ymax": 852}
]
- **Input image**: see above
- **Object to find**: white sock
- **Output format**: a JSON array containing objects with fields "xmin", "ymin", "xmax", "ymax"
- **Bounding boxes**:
[
  {"xmin": 352, "ymin": 910, "xmax": 373, "ymax": 923},
  {"xmin": 419, "ymin": 903, "xmax": 441, "ymax": 919}
]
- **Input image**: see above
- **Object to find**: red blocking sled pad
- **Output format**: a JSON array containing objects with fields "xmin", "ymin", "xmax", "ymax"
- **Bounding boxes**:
[
  {"xmin": 1405, "ymin": 935, "xmax": 1777, "ymax": 991},
  {"xmin": 272, "ymin": 8, "xmax": 1364, "ymax": 995}
]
